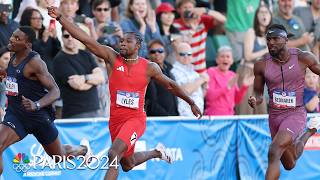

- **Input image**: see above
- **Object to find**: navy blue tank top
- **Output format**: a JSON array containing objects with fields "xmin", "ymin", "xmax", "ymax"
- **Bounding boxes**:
[{"xmin": 6, "ymin": 51, "xmax": 54, "ymax": 120}]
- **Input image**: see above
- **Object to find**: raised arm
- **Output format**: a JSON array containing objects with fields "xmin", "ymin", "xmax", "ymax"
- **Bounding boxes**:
[
  {"xmin": 147, "ymin": 62, "xmax": 202, "ymax": 119},
  {"xmin": 47, "ymin": 6, "xmax": 117, "ymax": 65}
]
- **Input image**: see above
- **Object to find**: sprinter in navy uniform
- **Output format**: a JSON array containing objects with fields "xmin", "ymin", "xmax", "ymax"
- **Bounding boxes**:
[{"xmin": 0, "ymin": 26, "xmax": 91, "ymax": 175}]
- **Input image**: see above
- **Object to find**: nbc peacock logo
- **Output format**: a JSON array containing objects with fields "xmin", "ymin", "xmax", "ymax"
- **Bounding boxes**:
[{"xmin": 12, "ymin": 153, "xmax": 31, "ymax": 173}]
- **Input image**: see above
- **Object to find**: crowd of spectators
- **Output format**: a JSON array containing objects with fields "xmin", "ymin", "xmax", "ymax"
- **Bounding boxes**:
[{"xmin": 0, "ymin": 0, "xmax": 319, "ymax": 118}]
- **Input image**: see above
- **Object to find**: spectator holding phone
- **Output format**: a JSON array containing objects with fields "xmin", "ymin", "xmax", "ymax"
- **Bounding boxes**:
[
  {"xmin": 120, "ymin": 0, "xmax": 162, "ymax": 58},
  {"xmin": 20, "ymin": 8, "xmax": 61, "ymax": 75},
  {"xmin": 59, "ymin": 0, "xmax": 98, "ymax": 46},
  {"xmin": 173, "ymin": 0, "xmax": 226, "ymax": 74},
  {"xmin": 0, "ymin": 3, "xmax": 18, "ymax": 48},
  {"xmin": 92, "ymin": 0, "xmax": 123, "ymax": 51}
]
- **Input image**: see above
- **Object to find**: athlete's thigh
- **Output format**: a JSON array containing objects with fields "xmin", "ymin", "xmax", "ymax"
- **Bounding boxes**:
[{"xmin": 270, "ymin": 130, "xmax": 293, "ymax": 150}]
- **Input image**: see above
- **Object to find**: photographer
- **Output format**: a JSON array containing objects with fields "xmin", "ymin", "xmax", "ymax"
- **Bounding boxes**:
[
  {"xmin": 173, "ymin": 0, "xmax": 226, "ymax": 74},
  {"xmin": 92, "ymin": 0, "xmax": 123, "ymax": 51},
  {"xmin": 60, "ymin": 0, "xmax": 98, "ymax": 46},
  {"xmin": 0, "ymin": 3, "xmax": 18, "ymax": 48}
]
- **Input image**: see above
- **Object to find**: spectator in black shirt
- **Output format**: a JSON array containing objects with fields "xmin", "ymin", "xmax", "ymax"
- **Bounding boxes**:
[
  {"xmin": 53, "ymin": 28, "xmax": 104, "ymax": 118},
  {"xmin": 145, "ymin": 39, "xmax": 179, "ymax": 116}
]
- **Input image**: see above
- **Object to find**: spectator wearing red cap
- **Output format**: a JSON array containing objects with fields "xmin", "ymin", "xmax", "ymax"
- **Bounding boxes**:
[{"xmin": 155, "ymin": 2, "xmax": 182, "ymax": 64}]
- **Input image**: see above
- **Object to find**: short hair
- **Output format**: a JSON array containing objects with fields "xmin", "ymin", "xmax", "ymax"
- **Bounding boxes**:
[
  {"xmin": 176, "ymin": 0, "xmax": 196, "ymax": 8},
  {"xmin": 147, "ymin": 39, "xmax": 164, "ymax": 50},
  {"xmin": 91, "ymin": 0, "xmax": 110, "ymax": 10},
  {"xmin": 124, "ymin": 32, "xmax": 143, "ymax": 45},
  {"xmin": 267, "ymin": 24, "xmax": 288, "ymax": 33},
  {"xmin": 217, "ymin": 46, "xmax": 232, "ymax": 56},
  {"xmin": 19, "ymin": 26, "xmax": 36, "ymax": 43}
]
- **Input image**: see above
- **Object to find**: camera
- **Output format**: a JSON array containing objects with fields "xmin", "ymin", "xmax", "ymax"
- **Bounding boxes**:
[
  {"xmin": 183, "ymin": 10, "xmax": 197, "ymax": 19},
  {"xmin": 101, "ymin": 25, "xmax": 117, "ymax": 34},
  {"xmin": 73, "ymin": 15, "xmax": 86, "ymax": 24},
  {"xmin": 0, "ymin": 4, "xmax": 12, "ymax": 12}
]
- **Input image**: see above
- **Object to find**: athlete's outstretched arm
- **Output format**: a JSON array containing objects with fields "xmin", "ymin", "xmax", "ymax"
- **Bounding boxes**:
[
  {"xmin": 22, "ymin": 56, "xmax": 60, "ymax": 111},
  {"xmin": 299, "ymin": 51, "xmax": 320, "ymax": 75},
  {"xmin": 47, "ymin": 6, "xmax": 117, "ymax": 65},
  {"xmin": 147, "ymin": 62, "xmax": 202, "ymax": 118}
]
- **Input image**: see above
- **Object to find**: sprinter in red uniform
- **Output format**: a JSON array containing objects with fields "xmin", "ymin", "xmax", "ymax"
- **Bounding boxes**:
[{"xmin": 48, "ymin": 6, "xmax": 202, "ymax": 180}]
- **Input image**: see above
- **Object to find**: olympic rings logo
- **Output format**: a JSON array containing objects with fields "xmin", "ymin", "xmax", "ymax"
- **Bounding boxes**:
[{"xmin": 13, "ymin": 163, "xmax": 31, "ymax": 173}]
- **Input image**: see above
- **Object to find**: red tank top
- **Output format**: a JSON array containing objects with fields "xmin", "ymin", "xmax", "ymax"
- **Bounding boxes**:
[{"xmin": 109, "ymin": 55, "xmax": 148, "ymax": 123}]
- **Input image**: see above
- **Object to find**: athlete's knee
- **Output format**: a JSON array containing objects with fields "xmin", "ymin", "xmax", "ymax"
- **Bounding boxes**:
[
  {"xmin": 108, "ymin": 149, "xmax": 122, "ymax": 164},
  {"xmin": 268, "ymin": 143, "xmax": 285, "ymax": 162},
  {"xmin": 121, "ymin": 160, "xmax": 135, "ymax": 172},
  {"xmin": 283, "ymin": 160, "xmax": 296, "ymax": 170}
]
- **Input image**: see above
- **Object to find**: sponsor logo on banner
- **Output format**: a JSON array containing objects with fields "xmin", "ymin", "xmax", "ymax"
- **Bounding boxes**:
[
  {"xmin": 11, "ymin": 143, "xmax": 120, "ymax": 177},
  {"xmin": 305, "ymin": 133, "xmax": 320, "ymax": 150},
  {"xmin": 13, "ymin": 153, "xmax": 31, "ymax": 173}
]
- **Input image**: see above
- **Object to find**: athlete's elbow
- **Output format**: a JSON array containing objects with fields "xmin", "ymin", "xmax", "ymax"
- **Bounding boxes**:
[{"xmin": 53, "ymin": 88, "xmax": 60, "ymax": 101}]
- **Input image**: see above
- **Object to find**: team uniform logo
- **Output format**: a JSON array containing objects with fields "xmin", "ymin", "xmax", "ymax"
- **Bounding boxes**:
[{"xmin": 130, "ymin": 132, "xmax": 137, "ymax": 145}]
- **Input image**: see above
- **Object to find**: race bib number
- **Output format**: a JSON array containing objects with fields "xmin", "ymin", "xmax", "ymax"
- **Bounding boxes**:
[
  {"xmin": 116, "ymin": 90, "xmax": 139, "ymax": 109},
  {"xmin": 272, "ymin": 90, "xmax": 296, "ymax": 109},
  {"xmin": 5, "ymin": 76, "xmax": 18, "ymax": 96}
]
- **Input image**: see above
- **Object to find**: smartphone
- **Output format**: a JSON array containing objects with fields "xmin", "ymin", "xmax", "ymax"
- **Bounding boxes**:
[
  {"xmin": 49, "ymin": 19, "xmax": 56, "ymax": 31},
  {"xmin": 102, "ymin": 25, "xmax": 117, "ymax": 34},
  {"xmin": 183, "ymin": 10, "xmax": 193, "ymax": 19},
  {"xmin": 0, "ymin": 4, "xmax": 11, "ymax": 12},
  {"xmin": 74, "ymin": 15, "xmax": 86, "ymax": 23}
]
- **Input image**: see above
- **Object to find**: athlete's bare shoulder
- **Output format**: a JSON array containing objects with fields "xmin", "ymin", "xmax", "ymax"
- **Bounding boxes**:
[
  {"xmin": 146, "ymin": 61, "xmax": 161, "ymax": 78},
  {"xmin": 25, "ymin": 54, "xmax": 48, "ymax": 76}
]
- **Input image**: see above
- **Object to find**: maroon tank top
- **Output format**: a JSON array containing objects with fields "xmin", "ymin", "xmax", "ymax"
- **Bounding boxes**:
[{"xmin": 264, "ymin": 48, "xmax": 305, "ymax": 109}]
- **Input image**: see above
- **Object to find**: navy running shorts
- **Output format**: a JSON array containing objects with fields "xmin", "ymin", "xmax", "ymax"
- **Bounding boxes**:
[{"xmin": 1, "ymin": 111, "xmax": 58, "ymax": 145}]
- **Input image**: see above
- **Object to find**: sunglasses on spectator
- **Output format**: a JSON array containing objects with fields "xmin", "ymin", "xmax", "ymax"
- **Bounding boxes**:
[
  {"xmin": 63, "ymin": 34, "xmax": 71, "ymax": 39},
  {"xmin": 179, "ymin": 52, "xmax": 192, "ymax": 57},
  {"xmin": 95, "ymin": 8, "xmax": 110, "ymax": 12},
  {"xmin": 31, "ymin": 17, "xmax": 43, "ymax": 20},
  {"xmin": 149, "ymin": 48, "xmax": 164, "ymax": 54}
]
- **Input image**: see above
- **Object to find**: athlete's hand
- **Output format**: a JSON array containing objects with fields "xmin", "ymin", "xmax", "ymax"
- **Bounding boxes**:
[
  {"xmin": 191, "ymin": 104, "xmax": 202, "ymax": 119},
  {"xmin": 47, "ymin": 6, "xmax": 61, "ymax": 19},
  {"xmin": 248, "ymin": 96, "xmax": 257, "ymax": 109},
  {"xmin": 21, "ymin": 95, "xmax": 36, "ymax": 111}
]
